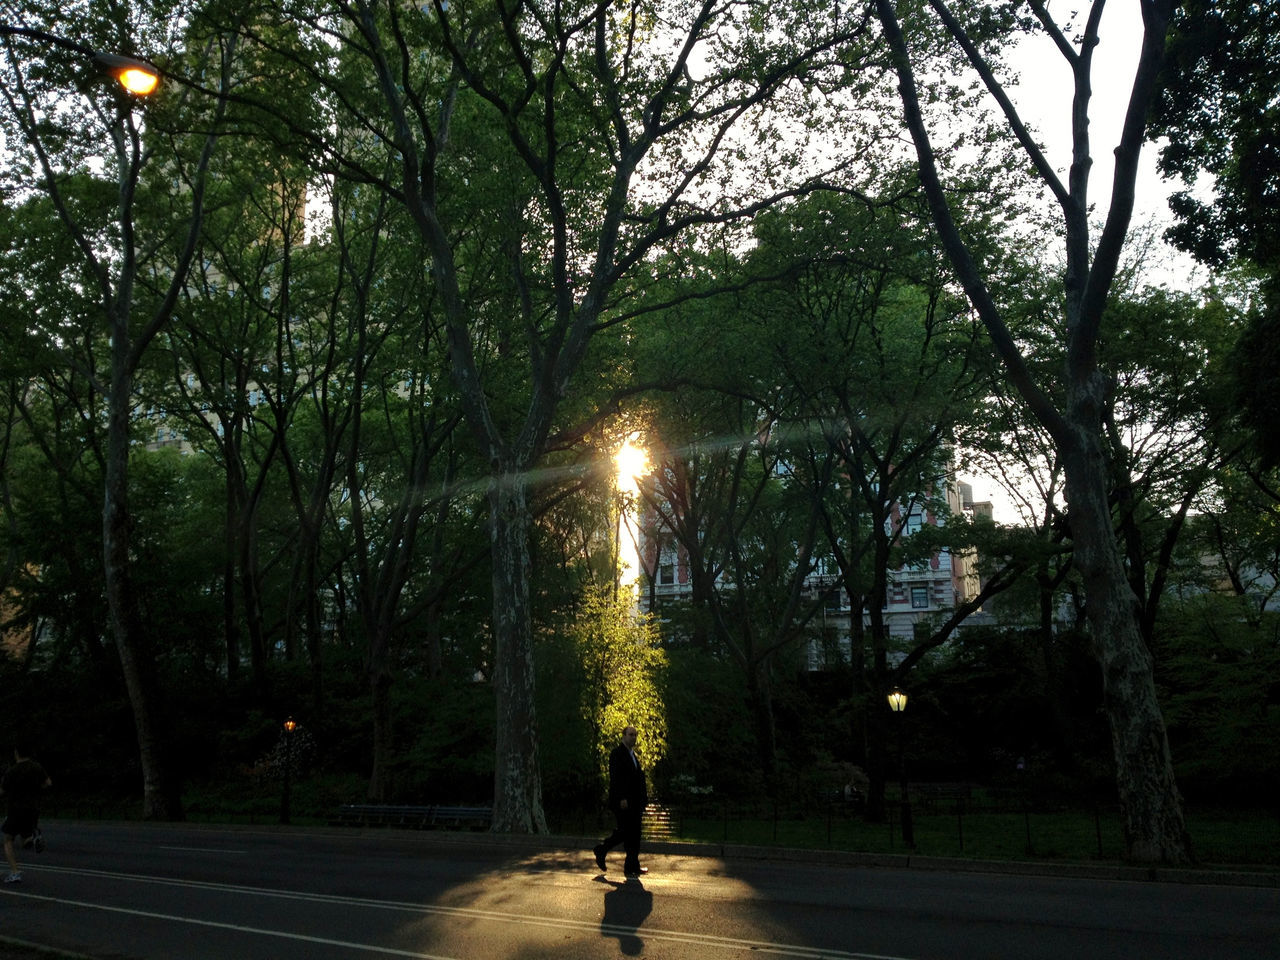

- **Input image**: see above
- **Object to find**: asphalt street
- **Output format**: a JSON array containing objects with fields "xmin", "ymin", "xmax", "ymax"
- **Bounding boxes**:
[{"xmin": 1, "ymin": 821, "xmax": 1277, "ymax": 959}]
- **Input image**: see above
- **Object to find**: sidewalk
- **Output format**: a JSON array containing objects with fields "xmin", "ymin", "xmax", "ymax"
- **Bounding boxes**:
[{"xmin": 356, "ymin": 823, "xmax": 1280, "ymax": 888}]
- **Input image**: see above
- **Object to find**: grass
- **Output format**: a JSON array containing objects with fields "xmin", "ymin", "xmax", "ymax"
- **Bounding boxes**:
[
  {"xmin": 45, "ymin": 788, "xmax": 1280, "ymax": 869},
  {"xmin": 670, "ymin": 803, "xmax": 1280, "ymax": 868}
]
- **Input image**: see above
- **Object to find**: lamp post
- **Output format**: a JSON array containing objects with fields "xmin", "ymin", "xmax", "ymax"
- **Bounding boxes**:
[
  {"xmin": 93, "ymin": 51, "xmax": 160, "ymax": 95},
  {"xmin": 0, "ymin": 27, "xmax": 160, "ymax": 96},
  {"xmin": 887, "ymin": 688, "xmax": 914, "ymax": 849},
  {"xmin": 280, "ymin": 718, "xmax": 297, "ymax": 825}
]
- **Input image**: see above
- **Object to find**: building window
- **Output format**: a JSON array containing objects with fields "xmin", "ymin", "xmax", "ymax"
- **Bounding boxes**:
[
  {"xmin": 658, "ymin": 562, "xmax": 675, "ymax": 586},
  {"xmin": 911, "ymin": 586, "xmax": 929, "ymax": 609}
]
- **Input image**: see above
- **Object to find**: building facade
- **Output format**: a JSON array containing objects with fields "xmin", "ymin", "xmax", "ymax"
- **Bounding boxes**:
[{"xmin": 636, "ymin": 475, "xmax": 993, "ymax": 670}]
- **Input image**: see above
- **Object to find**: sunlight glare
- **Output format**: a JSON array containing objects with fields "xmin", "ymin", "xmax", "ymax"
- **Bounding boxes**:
[{"xmin": 615, "ymin": 440, "xmax": 649, "ymax": 493}]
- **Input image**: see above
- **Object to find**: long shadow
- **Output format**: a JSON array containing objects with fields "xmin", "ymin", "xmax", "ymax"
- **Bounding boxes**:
[{"xmin": 598, "ymin": 876, "xmax": 653, "ymax": 956}]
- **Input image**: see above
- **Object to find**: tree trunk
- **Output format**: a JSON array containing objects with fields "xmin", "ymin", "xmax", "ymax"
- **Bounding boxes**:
[
  {"xmin": 367, "ymin": 666, "xmax": 393, "ymax": 802},
  {"xmin": 222, "ymin": 477, "xmax": 240, "ymax": 682},
  {"xmin": 103, "ymin": 357, "xmax": 182, "ymax": 821},
  {"xmin": 240, "ymin": 511, "xmax": 268, "ymax": 693},
  {"xmin": 863, "ymin": 701, "xmax": 888, "ymax": 823},
  {"xmin": 746, "ymin": 663, "xmax": 778, "ymax": 791},
  {"xmin": 1061, "ymin": 422, "xmax": 1192, "ymax": 864},
  {"xmin": 488, "ymin": 471, "xmax": 547, "ymax": 833}
]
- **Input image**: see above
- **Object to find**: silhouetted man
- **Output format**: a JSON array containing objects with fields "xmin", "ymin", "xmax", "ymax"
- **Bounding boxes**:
[{"xmin": 593, "ymin": 725, "xmax": 647, "ymax": 877}]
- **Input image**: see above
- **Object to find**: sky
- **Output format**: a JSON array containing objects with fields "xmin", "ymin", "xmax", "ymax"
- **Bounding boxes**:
[{"xmin": 957, "ymin": 2, "xmax": 1201, "ymax": 522}]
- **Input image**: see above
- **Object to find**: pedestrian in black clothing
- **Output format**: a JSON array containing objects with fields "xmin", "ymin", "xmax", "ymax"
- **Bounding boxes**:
[
  {"xmin": 593, "ymin": 725, "xmax": 648, "ymax": 877},
  {"xmin": 2, "ymin": 746, "xmax": 50, "ymax": 884}
]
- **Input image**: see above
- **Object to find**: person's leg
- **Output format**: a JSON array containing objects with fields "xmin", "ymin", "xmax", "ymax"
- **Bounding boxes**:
[
  {"xmin": 594, "ymin": 808, "xmax": 623, "ymax": 870},
  {"xmin": 621, "ymin": 807, "xmax": 642, "ymax": 874},
  {"xmin": 599, "ymin": 814, "xmax": 625, "ymax": 852},
  {"xmin": 3, "ymin": 833, "xmax": 19, "ymax": 879}
]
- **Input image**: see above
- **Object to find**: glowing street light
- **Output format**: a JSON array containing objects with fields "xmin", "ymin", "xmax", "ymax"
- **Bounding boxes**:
[
  {"xmin": 93, "ymin": 52, "xmax": 160, "ymax": 96},
  {"xmin": 280, "ymin": 717, "xmax": 298, "ymax": 824},
  {"xmin": 0, "ymin": 27, "xmax": 160, "ymax": 96},
  {"xmin": 887, "ymin": 688, "xmax": 908, "ymax": 714},
  {"xmin": 887, "ymin": 687, "xmax": 915, "ymax": 849}
]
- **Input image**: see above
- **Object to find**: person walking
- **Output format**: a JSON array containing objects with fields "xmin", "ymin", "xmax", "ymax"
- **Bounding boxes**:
[
  {"xmin": 2, "ymin": 745, "xmax": 50, "ymax": 884},
  {"xmin": 593, "ymin": 724, "xmax": 648, "ymax": 877}
]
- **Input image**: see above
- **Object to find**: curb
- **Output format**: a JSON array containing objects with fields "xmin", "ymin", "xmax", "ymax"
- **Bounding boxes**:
[{"xmin": 54, "ymin": 818, "xmax": 1280, "ymax": 888}]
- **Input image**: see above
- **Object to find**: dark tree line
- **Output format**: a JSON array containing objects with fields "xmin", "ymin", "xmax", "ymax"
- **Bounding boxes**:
[{"xmin": 0, "ymin": 0, "xmax": 1275, "ymax": 865}]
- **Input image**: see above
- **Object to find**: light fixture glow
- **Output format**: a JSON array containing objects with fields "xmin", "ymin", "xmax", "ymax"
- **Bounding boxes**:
[
  {"xmin": 93, "ymin": 52, "xmax": 160, "ymax": 96},
  {"xmin": 887, "ymin": 688, "xmax": 908, "ymax": 713},
  {"xmin": 117, "ymin": 66, "xmax": 159, "ymax": 95}
]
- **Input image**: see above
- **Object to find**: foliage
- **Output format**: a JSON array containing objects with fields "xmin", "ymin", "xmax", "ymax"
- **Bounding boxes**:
[
  {"xmin": 1153, "ymin": 592, "xmax": 1280, "ymax": 801},
  {"xmin": 1152, "ymin": 0, "xmax": 1280, "ymax": 273},
  {"xmin": 538, "ymin": 586, "xmax": 667, "ymax": 805}
]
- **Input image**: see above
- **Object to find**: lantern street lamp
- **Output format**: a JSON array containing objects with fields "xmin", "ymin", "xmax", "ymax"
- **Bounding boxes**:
[
  {"xmin": 280, "ymin": 718, "xmax": 298, "ymax": 825},
  {"xmin": 887, "ymin": 688, "xmax": 915, "ymax": 849}
]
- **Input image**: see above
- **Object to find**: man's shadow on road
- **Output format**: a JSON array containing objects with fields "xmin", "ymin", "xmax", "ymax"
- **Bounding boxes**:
[{"xmin": 597, "ymin": 876, "xmax": 653, "ymax": 956}]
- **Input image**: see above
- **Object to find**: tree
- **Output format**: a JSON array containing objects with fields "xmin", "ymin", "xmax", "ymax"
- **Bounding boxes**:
[
  {"xmin": 220, "ymin": 0, "xmax": 880, "ymax": 831},
  {"xmin": 149, "ymin": 135, "xmax": 314, "ymax": 691},
  {"xmin": 0, "ymin": 8, "xmax": 239, "ymax": 817},
  {"xmin": 1149, "ymin": 0, "xmax": 1280, "ymax": 469},
  {"xmin": 872, "ymin": 0, "xmax": 1194, "ymax": 862},
  {"xmin": 748, "ymin": 191, "xmax": 1021, "ymax": 816},
  {"xmin": 638, "ymin": 412, "xmax": 829, "ymax": 789},
  {"xmin": 1150, "ymin": 0, "xmax": 1280, "ymax": 275},
  {"xmin": 571, "ymin": 586, "xmax": 668, "ymax": 794}
]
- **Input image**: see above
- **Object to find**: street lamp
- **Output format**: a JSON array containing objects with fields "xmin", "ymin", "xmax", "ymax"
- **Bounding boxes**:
[
  {"xmin": 0, "ymin": 27, "xmax": 160, "ymax": 96},
  {"xmin": 280, "ymin": 718, "xmax": 298, "ymax": 825},
  {"xmin": 93, "ymin": 52, "xmax": 160, "ymax": 96},
  {"xmin": 887, "ymin": 688, "xmax": 915, "ymax": 849}
]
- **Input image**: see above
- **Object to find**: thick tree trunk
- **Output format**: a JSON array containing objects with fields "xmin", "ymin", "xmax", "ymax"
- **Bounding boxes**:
[
  {"xmin": 872, "ymin": 0, "xmax": 1189, "ymax": 866},
  {"xmin": 488, "ymin": 471, "xmax": 547, "ymax": 833},
  {"xmin": 103, "ymin": 360, "xmax": 182, "ymax": 821},
  {"xmin": 1061, "ymin": 423, "xmax": 1192, "ymax": 864}
]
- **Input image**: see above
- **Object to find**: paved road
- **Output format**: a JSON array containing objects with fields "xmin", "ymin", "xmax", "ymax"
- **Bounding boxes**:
[{"xmin": 1, "ymin": 821, "xmax": 1277, "ymax": 959}]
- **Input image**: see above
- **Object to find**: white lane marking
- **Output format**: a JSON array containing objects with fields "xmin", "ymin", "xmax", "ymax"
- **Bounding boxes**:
[
  {"xmin": 14, "ymin": 865, "xmax": 916, "ymax": 960},
  {"xmin": 2, "ymin": 890, "xmax": 457, "ymax": 959},
  {"xmin": 156, "ymin": 846, "xmax": 248, "ymax": 855}
]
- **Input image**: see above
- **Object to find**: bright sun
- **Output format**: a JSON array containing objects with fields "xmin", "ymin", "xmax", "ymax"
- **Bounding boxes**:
[{"xmin": 615, "ymin": 440, "xmax": 649, "ymax": 492}]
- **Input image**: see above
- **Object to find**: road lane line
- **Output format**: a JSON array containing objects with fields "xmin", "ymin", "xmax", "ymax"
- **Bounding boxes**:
[
  {"xmin": 17, "ymin": 865, "xmax": 916, "ymax": 960},
  {"xmin": 1, "ymin": 890, "xmax": 460, "ymax": 959},
  {"xmin": 156, "ymin": 846, "xmax": 248, "ymax": 855}
]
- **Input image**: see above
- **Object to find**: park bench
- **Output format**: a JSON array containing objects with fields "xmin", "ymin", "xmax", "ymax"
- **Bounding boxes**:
[
  {"xmin": 911, "ymin": 783, "xmax": 973, "ymax": 813},
  {"xmin": 331, "ymin": 803, "xmax": 493, "ymax": 831}
]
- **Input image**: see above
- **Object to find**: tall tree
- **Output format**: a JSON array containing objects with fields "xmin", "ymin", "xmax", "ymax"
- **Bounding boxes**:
[
  {"xmin": 745, "ymin": 191, "xmax": 1014, "ymax": 815},
  {"xmin": 872, "ymin": 0, "xmax": 1194, "ymax": 861},
  {"xmin": 0, "ymin": 7, "xmax": 237, "ymax": 818},
  {"xmin": 638, "ymin": 409, "xmax": 830, "ymax": 788},
  {"xmin": 224, "ymin": 0, "xmax": 879, "ymax": 831},
  {"xmin": 1149, "ymin": 0, "xmax": 1280, "ymax": 469}
]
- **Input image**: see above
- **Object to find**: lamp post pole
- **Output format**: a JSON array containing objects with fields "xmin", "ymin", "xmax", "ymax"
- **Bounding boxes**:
[
  {"xmin": 280, "ymin": 718, "xmax": 297, "ymax": 825},
  {"xmin": 1, "ymin": 22, "xmax": 174, "ymax": 818},
  {"xmin": 887, "ymin": 688, "xmax": 914, "ymax": 849}
]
